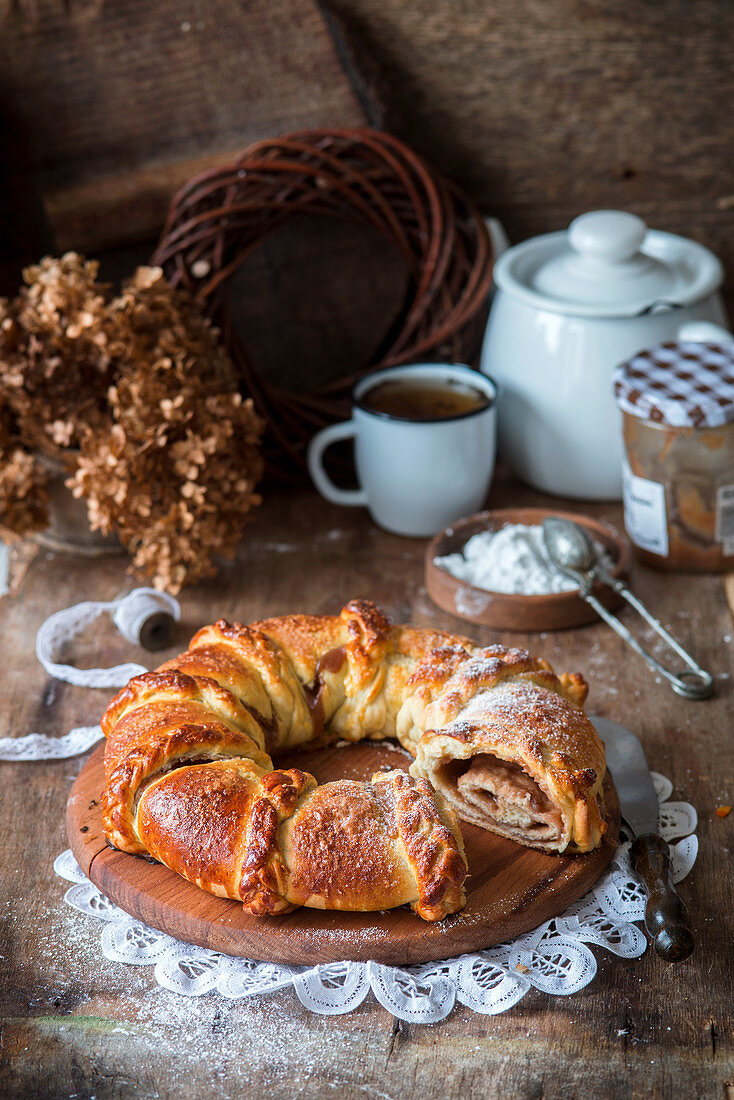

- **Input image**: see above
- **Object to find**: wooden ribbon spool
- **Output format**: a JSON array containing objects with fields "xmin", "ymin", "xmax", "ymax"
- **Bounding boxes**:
[{"xmin": 152, "ymin": 128, "xmax": 494, "ymax": 475}]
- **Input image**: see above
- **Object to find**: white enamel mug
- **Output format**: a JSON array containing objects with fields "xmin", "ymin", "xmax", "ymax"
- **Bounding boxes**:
[{"xmin": 307, "ymin": 364, "xmax": 498, "ymax": 537}]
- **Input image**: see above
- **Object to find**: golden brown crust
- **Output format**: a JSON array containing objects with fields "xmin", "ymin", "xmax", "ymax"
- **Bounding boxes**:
[
  {"xmin": 137, "ymin": 759, "xmax": 265, "ymax": 897},
  {"xmin": 370, "ymin": 771, "xmax": 467, "ymax": 920},
  {"xmin": 281, "ymin": 779, "xmax": 413, "ymax": 912},
  {"xmin": 101, "ymin": 600, "xmax": 605, "ymax": 920},
  {"xmin": 101, "ymin": 667, "xmax": 271, "ymax": 853},
  {"xmin": 238, "ymin": 767, "xmax": 319, "ymax": 914}
]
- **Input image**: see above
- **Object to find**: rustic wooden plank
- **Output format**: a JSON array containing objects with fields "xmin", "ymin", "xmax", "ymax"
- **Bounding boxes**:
[
  {"xmin": 0, "ymin": 473, "xmax": 732, "ymax": 1098},
  {"xmin": 0, "ymin": 0, "xmax": 381, "ymax": 254},
  {"xmin": 328, "ymin": 0, "xmax": 734, "ymax": 314}
]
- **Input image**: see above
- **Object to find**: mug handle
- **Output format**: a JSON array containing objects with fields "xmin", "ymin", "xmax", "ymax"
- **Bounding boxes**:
[{"xmin": 307, "ymin": 421, "xmax": 368, "ymax": 507}]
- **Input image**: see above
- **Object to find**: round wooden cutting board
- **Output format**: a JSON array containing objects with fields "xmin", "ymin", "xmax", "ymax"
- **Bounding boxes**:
[{"xmin": 67, "ymin": 741, "xmax": 619, "ymax": 967}]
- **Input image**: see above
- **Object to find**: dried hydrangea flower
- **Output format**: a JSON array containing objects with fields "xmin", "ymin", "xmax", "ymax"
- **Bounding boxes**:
[
  {"xmin": 68, "ymin": 267, "xmax": 264, "ymax": 593},
  {"xmin": 0, "ymin": 405, "xmax": 48, "ymax": 536},
  {"xmin": 0, "ymin": 252, "xmax": 114, "ymax": 456},
  {"xmin": 0, "ymin": 257, "xmax": 264, "ymax": 588}
]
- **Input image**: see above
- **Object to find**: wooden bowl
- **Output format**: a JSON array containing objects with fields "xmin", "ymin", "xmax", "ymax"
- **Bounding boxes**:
[{"xmin": 425, "ymin": 507, "xmax": 631, "ymax": 632}]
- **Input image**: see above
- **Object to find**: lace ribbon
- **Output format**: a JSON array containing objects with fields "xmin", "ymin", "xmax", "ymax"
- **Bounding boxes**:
[
  {"xmin": 54, "ymin": 771, "xmax": 698, "ymax": 1024},
  {"xmin": 36, "ymin": 588, "xmax": 180, "ymax": 687},
  {"xmin": 0, "ymin": 726, "xmax": 104, "ymax": 762},
  {"xmin": 0, "ymin": 589, "xmax": 180, "ymax": 762}
]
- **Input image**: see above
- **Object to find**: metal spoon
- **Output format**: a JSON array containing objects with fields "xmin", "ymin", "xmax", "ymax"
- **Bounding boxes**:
[{"xmin": 542, "ymin": 517, "xmax": 714, "ymax": 701}]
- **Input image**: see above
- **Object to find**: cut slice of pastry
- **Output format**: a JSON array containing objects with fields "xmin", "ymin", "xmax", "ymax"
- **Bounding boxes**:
[{"xmin": 411, "ymin": 673, "xmax": 607, "ymax": 853}]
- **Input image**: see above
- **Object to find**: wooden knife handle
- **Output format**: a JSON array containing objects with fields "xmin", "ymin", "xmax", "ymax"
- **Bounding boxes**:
[{"xmin": 631, "ymin": 834, "xmax": 695, "ymax": 962}]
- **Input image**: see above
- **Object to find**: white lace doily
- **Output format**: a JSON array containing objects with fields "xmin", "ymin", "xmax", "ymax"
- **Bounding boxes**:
[{"xmin": 54, "ymin": 772, "xmax": 697, "ymax": 1023}]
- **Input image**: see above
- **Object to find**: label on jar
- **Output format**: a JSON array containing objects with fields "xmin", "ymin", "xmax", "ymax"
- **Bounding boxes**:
[
  {"xmin": 622, "ymin": 461, "xmax": 669, "ymax": 556},
  {"xmin": 716, "ymin": 485, "xmax": 734, "ymax": 552}
]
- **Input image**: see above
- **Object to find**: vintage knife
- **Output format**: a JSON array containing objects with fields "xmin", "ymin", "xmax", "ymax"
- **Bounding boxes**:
[{"xmin": 591, "ymin": 715, "xmax": 695, "ymax": 962}]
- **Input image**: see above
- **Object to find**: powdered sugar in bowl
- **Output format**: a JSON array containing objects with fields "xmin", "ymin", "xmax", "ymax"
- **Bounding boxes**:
[{"xmin": 425, "ymin": 508, "xmax": 631, "ymax": 632}]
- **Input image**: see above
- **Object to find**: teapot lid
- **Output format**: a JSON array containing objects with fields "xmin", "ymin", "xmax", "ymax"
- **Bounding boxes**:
[{"xmin": 494, "ymin": 211, "xmax": 723, "ymax": 319}]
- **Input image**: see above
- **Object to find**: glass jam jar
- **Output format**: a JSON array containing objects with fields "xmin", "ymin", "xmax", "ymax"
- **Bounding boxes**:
[{"xmin": 614, "ymin": 337, "xmax": 734, "ymax": 572}]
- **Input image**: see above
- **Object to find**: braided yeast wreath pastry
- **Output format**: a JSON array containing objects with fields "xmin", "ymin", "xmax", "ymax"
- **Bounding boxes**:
[{"xmin": 102, "ymin": 601, "xmax": 606, "ymax": 921}]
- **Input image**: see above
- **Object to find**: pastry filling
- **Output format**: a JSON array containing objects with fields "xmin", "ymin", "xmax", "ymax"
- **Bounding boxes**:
[{"xmin": 438, "ymin": 753, "xmax": 564, "ymax": 843}]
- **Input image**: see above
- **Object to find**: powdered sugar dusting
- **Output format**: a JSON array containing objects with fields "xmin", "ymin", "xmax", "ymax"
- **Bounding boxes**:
[
  {"xmin": 16, "ymin": 878, "xmax": 322, "ymax": 1084},
  {"xmin": 445, "ymin": 680, "xmax": 580, "ymax": 740},
  {"xmin": 435, "ymin": 524, "xmax": 588, "ymax": 595}
]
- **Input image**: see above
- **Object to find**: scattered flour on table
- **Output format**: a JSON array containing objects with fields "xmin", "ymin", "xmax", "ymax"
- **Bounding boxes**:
[
  {"xmin": 15, "ymin": 888, "xmax": 327, "ymax": 1087},
  {"xmin": 435, "ymin": 523, "xmax": 581, "ymax": 595}
]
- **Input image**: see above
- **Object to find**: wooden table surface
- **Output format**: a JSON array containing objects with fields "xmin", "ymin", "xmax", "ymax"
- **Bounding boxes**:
[{"xmin": 1, "ymin": 474, "xmax": 732, "ymax": 1099}]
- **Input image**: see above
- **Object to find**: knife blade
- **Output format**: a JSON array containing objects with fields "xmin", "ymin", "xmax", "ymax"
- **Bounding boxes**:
[{"xmin": 591, "ymin": 715, "xmax": 695, "ymax": 962}]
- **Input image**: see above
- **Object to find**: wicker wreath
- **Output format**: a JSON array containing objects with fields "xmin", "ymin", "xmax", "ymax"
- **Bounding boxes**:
[{"xmin": 152, "ymin": 128, "xmax": 493, "ymax": 472}]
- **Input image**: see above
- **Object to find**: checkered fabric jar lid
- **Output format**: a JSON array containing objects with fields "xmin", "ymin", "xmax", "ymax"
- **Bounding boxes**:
[{"xmin": 614, "ymin": 341, "xmax": 734, "ymax": 428}]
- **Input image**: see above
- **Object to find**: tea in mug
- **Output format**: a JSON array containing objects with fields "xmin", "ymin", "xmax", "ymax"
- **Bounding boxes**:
[{"xmin": 360, "ymin": 375, "xmax": 491, "ymax": 421}]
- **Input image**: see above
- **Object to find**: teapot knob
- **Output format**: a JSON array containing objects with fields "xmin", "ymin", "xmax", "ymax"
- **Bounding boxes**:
[{"xmin": 569, "ymin": 210, "xmax": 647, "ymax": 265}]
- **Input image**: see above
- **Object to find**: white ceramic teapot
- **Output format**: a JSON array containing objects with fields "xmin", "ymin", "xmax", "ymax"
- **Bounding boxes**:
[{"xmin": 480, "ymin": 210, "xmax": 728, "ymax": 500}]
